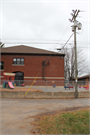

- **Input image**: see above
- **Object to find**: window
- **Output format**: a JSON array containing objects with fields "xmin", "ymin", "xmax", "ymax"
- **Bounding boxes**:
[
  {"xmin": 21, "ymin": 58, "xmax": 24, "ymax": 64},
  {"xmin": 13, "ymin": 58, "xmax": 24, "ymax": 65},
  {"xmin": 13, "ymin": 58, "xmax": 17, "ymax": 64},
  {"xmin": 17, "ymin": 58, "xmax": 20, "ymax": 64},
  {"xmin": 0, "ymin": 61, "xmax": 4, "ymax": 70}
]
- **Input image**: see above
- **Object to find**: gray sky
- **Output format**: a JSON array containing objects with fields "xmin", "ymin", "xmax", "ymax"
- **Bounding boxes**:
[{"xmin": 0, "ymin": 0, "xmax": 90, "ymax": 68}]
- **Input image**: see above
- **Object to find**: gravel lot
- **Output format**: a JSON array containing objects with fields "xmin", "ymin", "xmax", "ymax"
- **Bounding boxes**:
[{"xmin": 0, "ymin": 98, "xmax": 90, "ymax": 135}]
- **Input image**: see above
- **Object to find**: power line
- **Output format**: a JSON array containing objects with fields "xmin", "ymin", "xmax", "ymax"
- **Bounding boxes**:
[
  {"xmin": 77, "ymin": 16, "xmax": 90, "ymax": 18},
  {"xmin": 23, "ymin": 25, "xmax": 75, "ymax": 96},
  {"xmin": 45, "ymin": 24, "xmax": 71, "ymax": 52},
  {"xmin": 2, "ymin": 39, "xmax": 90, "ymax": 44},
  {"xmin": 23, "ymin": 27, "xmax": 72, "ymax": 97},
  {"xmin": 57, "ymin": 33, "xmax": 74, "ymax": 52},
  {"xmin": 3, "ymin": 40, "xmax": 90, "ymax": 44},
  {"xmin": 82, "ymin": 22, "xmax": 90, "ymax": 23},
  {"xmin": 80, "ymin": 10, "xmax": 90, "ymax": 12},
  {"xmin": 4, "ymin": 42, "xmax": 60, "ymax": 44},
  {"xmin": 62, "ymin": 46, "xmax": 90, "ymax": 48}
]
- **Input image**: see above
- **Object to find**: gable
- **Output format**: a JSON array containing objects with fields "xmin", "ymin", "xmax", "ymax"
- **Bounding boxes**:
[{"xmin": 1, "ymin": 45, "xmax": 65, "ymax": 56}]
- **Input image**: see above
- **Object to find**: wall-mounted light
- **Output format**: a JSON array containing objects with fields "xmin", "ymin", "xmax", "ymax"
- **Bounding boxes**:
[{"xmin": 61, "ymin": 56, "xmax": 63, "ymax": 59}]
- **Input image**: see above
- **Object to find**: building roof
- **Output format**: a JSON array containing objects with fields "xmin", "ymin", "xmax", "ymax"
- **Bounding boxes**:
[
  {"xmin": 78, "ymin": 74, "xmax": 89, "ymax": 79},
  {"xmin": 1, "ymin": 45, "xmax": 65, "ymax": 56}
]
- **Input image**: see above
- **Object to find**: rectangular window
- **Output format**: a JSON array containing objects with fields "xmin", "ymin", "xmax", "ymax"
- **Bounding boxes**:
[
  {"xmin": 13, "ymin": 58, "xmax": 24, "ymax": 65},
  {"xmin": 17, "ymin": 58, "xmax": 20, "ymax": 64},
  {"xmin": 13, "ymin": 58, "xmax": 17, "ymax": 64},
  {"xmin": 21, "ymin": 58, "xmax": 24, "ymax": 64},
  {"xmin": 0, "ymin": 61, "xmax": 4, "ymax": 70}
]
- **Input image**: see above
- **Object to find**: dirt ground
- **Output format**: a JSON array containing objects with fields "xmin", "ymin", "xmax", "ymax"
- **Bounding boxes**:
[
  {"xmin": 0, "ymin": 98, "xmax": 90, "ymax": 135},
  {"xmin": 0, "ymin": 86, "xmax": 43, "ymax": 92}
]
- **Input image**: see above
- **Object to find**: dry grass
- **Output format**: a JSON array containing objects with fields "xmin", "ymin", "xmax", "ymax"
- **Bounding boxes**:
[{"xmin": 36, "ymin": 109, "xmax": 90, "ymax": 134}]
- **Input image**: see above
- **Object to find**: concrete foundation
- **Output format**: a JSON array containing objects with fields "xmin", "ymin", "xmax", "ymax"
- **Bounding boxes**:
[{"xmin": 0, "ymin": 91, "xmax": 89, "ymax": 99}]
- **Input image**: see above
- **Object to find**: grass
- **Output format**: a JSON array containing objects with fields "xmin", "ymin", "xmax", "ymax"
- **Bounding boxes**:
[{"xmin": 37, "ymin": 109, "xmax": 89, "ymax": 134}]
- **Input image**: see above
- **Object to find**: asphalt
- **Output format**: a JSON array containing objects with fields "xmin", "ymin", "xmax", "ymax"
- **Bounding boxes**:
[
  {"xmin": 1, "ymin": 84, "xmax": 90, "ymax": 92},
  {"xmin": 35, "ymin": 87, "xmax": 89, "ymax": 92},
  {"xmin": 0, "ymin": 98, "xmax": 90, "ymax": 135}
]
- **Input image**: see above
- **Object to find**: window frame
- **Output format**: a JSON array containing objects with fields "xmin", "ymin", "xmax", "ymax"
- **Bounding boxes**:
[
  {"xmin": 0, "ymin": 61, "xmax": 4, "ymax": 70},
  {"xmin": 13, "ymin": 58, "xmax": 24, "ymax": 65}
]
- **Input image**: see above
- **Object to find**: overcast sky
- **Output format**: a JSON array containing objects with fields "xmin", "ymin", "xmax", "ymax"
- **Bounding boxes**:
[{"xmin": 0, "ymin": 0, "xmax": 90, "ymax": 67}]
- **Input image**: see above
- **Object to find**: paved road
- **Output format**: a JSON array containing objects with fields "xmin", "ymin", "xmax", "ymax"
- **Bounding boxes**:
[
  {"xmin": 0, "ymin": 98, "xmax": 90, "ymax": 135},
  {"xmin": 37, "ymin": 87, "xmax": 89, "ymax": 92},
  {"xmin": 22, "ymin": 85, "xmax": 90, "ymax": 92}
]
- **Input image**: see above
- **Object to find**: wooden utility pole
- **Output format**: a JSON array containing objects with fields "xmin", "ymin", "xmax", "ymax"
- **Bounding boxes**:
[
  {"xmin": 74, "ymin": 19, "xmax": 78, "ymax": 98},
  {"xmin": 69, "ymin": 10, "xmax": 81, "ymax": 98}
]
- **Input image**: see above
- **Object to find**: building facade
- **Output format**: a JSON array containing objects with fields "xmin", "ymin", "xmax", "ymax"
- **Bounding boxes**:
[{"xmin": 1, "ymin": 45, "xmax": 65, "ymax": 86}]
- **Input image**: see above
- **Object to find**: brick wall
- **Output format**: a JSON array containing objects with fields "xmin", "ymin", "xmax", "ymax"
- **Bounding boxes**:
[{"xmin": 1, "ymin": 54, "xmax": 64, "ymax": 85}]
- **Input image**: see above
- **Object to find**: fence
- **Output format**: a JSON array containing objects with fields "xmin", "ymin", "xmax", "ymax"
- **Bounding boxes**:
[{"xmin": 0, "ymin": 80, "xmax": 90, "ymax": 92}]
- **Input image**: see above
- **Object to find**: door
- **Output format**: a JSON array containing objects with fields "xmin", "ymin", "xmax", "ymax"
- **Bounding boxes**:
[{"xmin": 13, "ymin": 72, "xmax": 24, "ymax": 86}]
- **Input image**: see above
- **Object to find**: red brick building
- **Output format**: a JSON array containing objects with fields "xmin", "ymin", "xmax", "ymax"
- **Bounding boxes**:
[{"xmin": 1, "ymin": 45, "xmax": 65, "ymax": 85}]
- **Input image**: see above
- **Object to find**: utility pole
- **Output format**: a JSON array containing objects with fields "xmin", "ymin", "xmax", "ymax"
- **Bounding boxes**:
[
  {"xmin": 74, "ymin": 20, "xmax": 78, "ymax": 98},
  {"xmin": 69, "ymin": 10, "xmax": 82, "ymax": 98}
]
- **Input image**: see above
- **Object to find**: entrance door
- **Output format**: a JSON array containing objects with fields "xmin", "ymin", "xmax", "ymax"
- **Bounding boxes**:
[{"xmin": 13, "ymin": 72, "xmax": 24, "ymax": 86}]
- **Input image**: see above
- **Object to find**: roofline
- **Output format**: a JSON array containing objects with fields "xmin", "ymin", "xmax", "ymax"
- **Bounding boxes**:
[
  {"xmin": 78, "ymin": 75, "xmax": 89, "ymax": 79},
  {"xmin": 1, "ymin": 52, "xmax": 65, "ymax": 56}
]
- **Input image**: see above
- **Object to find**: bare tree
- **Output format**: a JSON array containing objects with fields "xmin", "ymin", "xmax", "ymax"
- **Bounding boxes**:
[{"xmin": 61, "ymin": 47, "xmax": 88, "ymax": 81}]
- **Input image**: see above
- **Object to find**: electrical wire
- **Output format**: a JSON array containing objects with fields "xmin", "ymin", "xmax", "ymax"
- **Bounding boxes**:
[
  {"xmin": 59, "ymin": 47, "xmax": 90, "ymax": 49},
  {"xmin": 82, "ymin": 22, "xmax": 90, "ymax": 23},
  {"xmin": 31, "ymin": 33, "xmax": 75, "ymax": 80},
  {"xmin": 3, "ymin": 42, "xmax": 60, "ymax": 44},
  {"xmin": 58, "ymin": 33, "xmax": 74, "ymax": 53},
  {"xmin": 49, "ymin": 24, "xmax": 71, "ymax": 51},
  {"xmin": 23, "ymin": 25, "xmax": 74, "ymax": 96},
  {"xmin": 78, "ymin": 16, "xmax": 90, "ymax": 18},
  {"xmin": 3, "ymin": 40, "xmax": 90, "ymax": 45}
]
